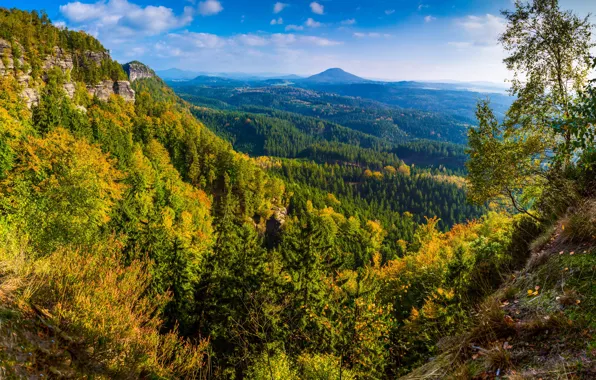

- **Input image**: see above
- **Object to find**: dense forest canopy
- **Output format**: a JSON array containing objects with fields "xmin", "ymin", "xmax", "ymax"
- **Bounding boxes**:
[{"xmin": 0, "ymin": 1, "xmax": 594, "ymax": 378}]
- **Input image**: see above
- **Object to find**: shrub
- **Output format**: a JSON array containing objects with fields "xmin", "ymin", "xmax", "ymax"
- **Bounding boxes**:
[
  {"xmin": 0, "ymin": 226, "xmax": 210, "ymax": 378},
  {"xmin": 561, "ymin": 199, "xmax": 596, "ymax": 242},
  {"xmin": 297, "ymin": 352, "xmax": 357, "ymax": 380},
  {"xmin": 245, "ymin": 349, "xmax": 298, "ymax": 380},
  {"xmin": 2, "ymin": 128, "xmax": 125, "ymax": 253}
]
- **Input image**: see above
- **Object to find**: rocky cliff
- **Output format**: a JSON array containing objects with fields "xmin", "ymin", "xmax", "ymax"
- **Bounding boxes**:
[
  {"xmin": 122, "ymin": 61, "xmax": 156, "ymax": 82},
  {"xmin": 0, "ymin": 38, "xmax": 135, "ymax": 107},
  {"xmin": 87, "ymin": 80, "xmax": 136, "ymax": 102}
]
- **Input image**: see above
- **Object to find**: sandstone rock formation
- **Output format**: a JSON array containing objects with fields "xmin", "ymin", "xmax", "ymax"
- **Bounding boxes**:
[
  {"xmin": 87, "ymin": 80, "xmax": 135, "ymax": 103},
  {"xmin": 122, "ymin": 61, "xmax": 156, "ymax": 82},
  {"xmin": 43, "ymin": 47, "xmax": 74, "ymax": 73},
  {"xmin": 0, "ymin": 39, "xmax": 135, "ymax": 107},
  {"xmin": 0, "ymin": 38, "xmax": 25, "ymax": 76}
]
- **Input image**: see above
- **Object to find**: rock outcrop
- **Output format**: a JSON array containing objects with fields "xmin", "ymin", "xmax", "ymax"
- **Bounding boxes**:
[
  {"xmin": 84, "ymin": 50, "xmax": 110, "ymax": 66},
  {"xmin": 43, "ymin": 47, "xmax": 74, "ymax": 73},
  {"xmin": 87, "ymin": 80, "xmax": 135, "ymax": 103},
  {"xmin": 122, "ymin": 61, "xmax": 156, "ymax": 82},
  {"xmin": 0, "ymin": 38, "xmax": 25, "ymax": 76},
  {"xmin": 0, "ymin": 39, "xmax": 135, "ymax": 107}
]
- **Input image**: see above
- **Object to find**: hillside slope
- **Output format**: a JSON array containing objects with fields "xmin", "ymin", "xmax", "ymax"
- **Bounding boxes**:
[
  {"xmin": 403, "ymin": 203, "xmax": 596, "ymax": 379},
  {"xmin": 0, "ymin": 9, "xmax": 284, "ymax": 377}
]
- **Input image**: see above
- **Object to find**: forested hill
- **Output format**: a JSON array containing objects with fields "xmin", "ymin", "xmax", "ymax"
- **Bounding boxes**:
[
  {"xmin": 0, "ymin": 9, "xmax": 481, "ymax": 377},
  {"xmin": 1, "ymin": 4, "xmax": 593, "ymax": 379}
]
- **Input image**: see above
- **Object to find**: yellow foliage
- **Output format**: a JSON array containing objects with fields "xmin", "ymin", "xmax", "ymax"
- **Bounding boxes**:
[
  {"xmin": 398, "ymin": 163, "xmax": 411, "ymax": 176},
  {"xmin": 2, "ymin": 127, "xmax": 125, "ymax": 251},
  {"xmin": 0, "ymin": 227, "xmax": 210, "ymax": 378},
  {"xmin": 384, "ymin": 165, "xmax": 397, "ymax": 174}
]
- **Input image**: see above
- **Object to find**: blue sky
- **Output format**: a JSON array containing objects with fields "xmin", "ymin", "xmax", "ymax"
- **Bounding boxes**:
[{"xmin": 2, "ymin": 0, "xmax": 595, "ymax": 82}]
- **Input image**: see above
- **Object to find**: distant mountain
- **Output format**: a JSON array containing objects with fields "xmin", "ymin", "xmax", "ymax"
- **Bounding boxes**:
[
  {"xmin": 158, "ymin": 69, "xmax": 304, "ymax": 82},
  {"xmin": 304, "ymin": 68, "xmax": 369, "ymax": 84},
  {"xmin": 156, "ymin": 68, "xmax": 202, "ymax": 80},
  {"xmin": 277, "ymin": 74, "xmax": 304, "ymax": 80},
  {"xmin": 187, "ymin": 75, "xmax": 248, "ymax": 86}
]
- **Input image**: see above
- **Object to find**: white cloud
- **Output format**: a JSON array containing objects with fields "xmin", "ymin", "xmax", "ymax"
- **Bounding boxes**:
[
  {"xmin": 300, "ymin": 36, "xmax": 341, "ymax": 46},
  {"xmin": 271, "ymin": 17, "xmax": 283, "ymax": 25},
  {"xmin": 285, "ymin": 24, "xmax": 304, "ymax": 31},
  {"xmin": 457, "ymin": 14, "xmax": 506, "ymax": 46},
  {"xmin": 385, "ymin": 9, "xmax": 395, "ymax": 15},
  {"xmin": 354, "ymin": 32, "xmax": 391, "ymax": 38},
  {"xmin": 125, "ymin": 46, "xmax": 147, "ymax": 57},
  {"xmin": 167, "ymin": 31, "xmax": 227, "ymax": 49},
  {"xmin": 271, "ymin": 33, "xmax": 297, "ymax": 46},
  {"xmin": 60, "ymin": 1, "xmax": 106, "ymax": 22},
  {"xmin": 198, "ymin": 0, "xmax": 223, "ymax": 16},
  {"xmin": 237, "ymin": 34, "xmax": 269, "ymax": 47},
  {"xmin": 424, "ymin": 15, "xmax": 436, "ymax": 23},
  {"xmin": 341, "ymin": 19, "xmax": 356, "ymax": 26},
  {"xmin": 310, "ymin": 2, "xmax": 324, "ymax": 15},
  {"xmin": 60, "ymin": 0, "xmax": 194, "ymax": 37},
  {"xmin": 158, "ymin": 31, "xmax": 341, "ymax": 55},
  {"xmin": 273, "ymin": 2, "xmax": 288, "ymax": 14},
  {"xmin": 306, "ymin": 18, "xmax": 322, "ymax": 28},
  {"xmin": 418, "ymin": 4, "xmax": 429, "ymax": 10}
]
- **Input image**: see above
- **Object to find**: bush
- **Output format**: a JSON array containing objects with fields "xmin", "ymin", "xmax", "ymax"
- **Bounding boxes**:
[
  {"xmin": 0, "ymin": 226, "xmax": 210, "ymax": 378},
  {"xmin": 2, "ymin": 128, "xmax": 124, "ymax": 253},
  {"xmin": 561, "ymin": 199, "xmax": 596, "ymax": 242},
  {"xmin": 297, "ymin": 352, "xmax": 357, "ymax": 380},
  {"xmin": 245, "ymin": 349, "xmax": 298, "ymax": 380}
]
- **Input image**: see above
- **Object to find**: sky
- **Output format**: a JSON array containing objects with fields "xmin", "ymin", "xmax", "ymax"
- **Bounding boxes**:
[{"xmin": 1, "ymin": 0, "xmax": 595, "ymax": 82}]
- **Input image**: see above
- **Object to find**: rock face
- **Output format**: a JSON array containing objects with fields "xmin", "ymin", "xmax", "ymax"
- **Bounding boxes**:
[
  {"xmin": 113, "ymin": 81, "xmax": 136, "ymax": 102},
  {"xmin": 43, "ymin": 47, "xmax": 74, "ymax": 73},
  {"xmin": 21, "ymin": 88, "xmax": 39, "ymax": 108},
  {"xmin": 0, "ymin": 39, "xmax": 135, "ymax": 107},
  {"xmin": 122, "ymin": 61, "xmax": 155, "ymax": 82},
  {"xmin": 87, "ymin": 80, "xmax": 135, "ymax": 103},
  {"xmin": 0, "ymin": 38, "xmax": 25, "ymax": 76},
  {"xmin": 84, "ymin": 51, "xmax": 110, "ymax": 66}
]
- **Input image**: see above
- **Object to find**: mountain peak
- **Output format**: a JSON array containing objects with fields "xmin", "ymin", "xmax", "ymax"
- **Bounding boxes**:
[{"xmin": 305, "ymin": 68, "xmax": 368, "ymax": 84}]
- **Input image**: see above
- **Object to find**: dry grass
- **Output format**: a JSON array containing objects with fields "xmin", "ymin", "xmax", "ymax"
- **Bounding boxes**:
[
  {"xmin": 519, "ymin": 312, "xmax": 573, "ymax": 337},
  {"xmin": 529, "ymin": 225, "xmax": 556, "ymax": 252},
  {"xmin": 483, "ymin": 343, "xmax": 511, "ymax": 371},
  {"xmin": 560, "ymin": 199, "xmax": 596, "ymax": 243},
  {"xmin": 443, "ymin": 297, "xmax": 516, "ymax": 363},
  {"xmin": 557, "ymin": 289, "xmax": 580, "ymax": 307},
  {"xmin": 525, "ymin": 249, "xmax": 551, "ymax": 271}
]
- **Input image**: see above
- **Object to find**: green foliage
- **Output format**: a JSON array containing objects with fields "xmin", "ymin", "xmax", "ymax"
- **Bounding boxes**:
[
  {"xmin": 245, "ymin": 350, "xmax": 299, "ymax": 380},
  {"xmin": 1, "ymin": 128, "xmax": 124, "ymax": 253},
  {"xmin": 297, "ymin": 352, "xmax": 357, "ymax": 380},
  {"xmin": 501, "ymin": 0, "xmax": 594, "ymax": 158},
  {"xmin": 556, "ymin": 57, "xmax": 596, "ymax": 165},
  {"xmin": 276, "ymin": 158, "xmax": 483, "ymax": 234},
  {"xmin": 0, "ymin": 8, "xmax": 126, "ymax": 82},
  {"xmin": 0, "ymin": 225, "xmax": 211, "ymax": 378},
  {"xmin": 466, "ymin": 100, "xmax": 547, "ymax": 221},
  {"xmin": 3, "ymin": 7, "xmax": 588, "ymax": 379}
]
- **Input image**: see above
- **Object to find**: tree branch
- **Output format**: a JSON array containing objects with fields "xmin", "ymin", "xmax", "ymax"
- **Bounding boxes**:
[{"xmin": 505, "ymin": 187, "xmax": 543, "ymax": 223}]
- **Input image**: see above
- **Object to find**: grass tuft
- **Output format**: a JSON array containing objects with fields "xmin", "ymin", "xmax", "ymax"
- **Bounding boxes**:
[
  {"xmin": 483, "ymin": 343, "xmax": 511, "ymax": 371},
  {"xmin": 560, "ymin": 199, "xmax": 596, "ymax": 243}
]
